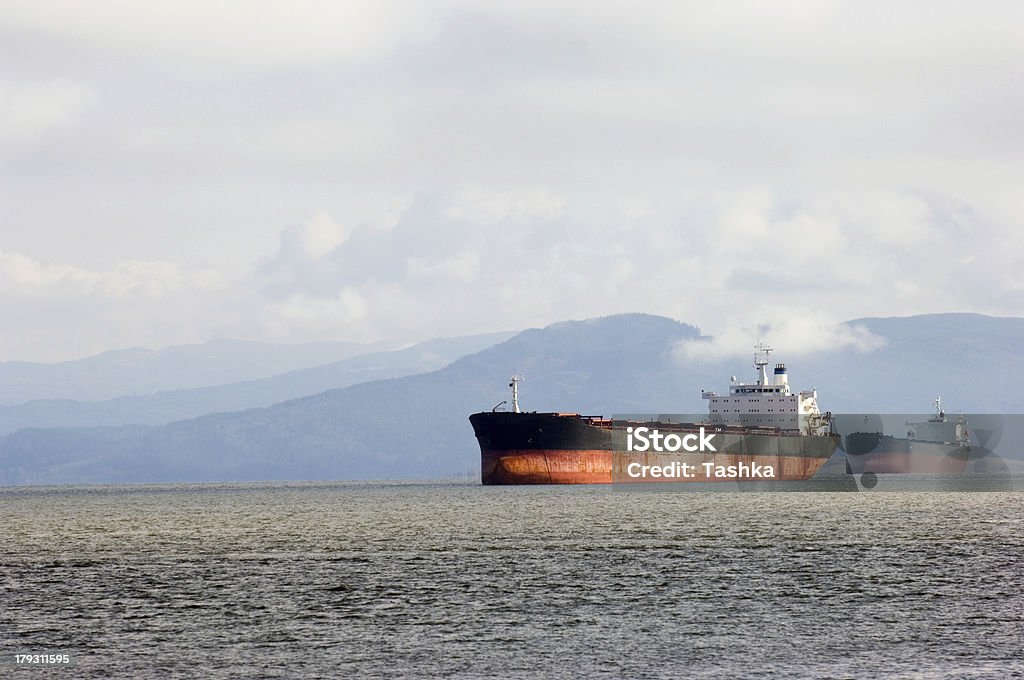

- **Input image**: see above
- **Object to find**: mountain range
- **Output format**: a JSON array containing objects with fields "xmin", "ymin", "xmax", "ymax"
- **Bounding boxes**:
[
  {"xmin": 0, "ymin": 331, "xmax": 514, "ymax": 434},
  {"xmin": 1, "ymin": 312, "xmax": 1022, "ymax": 485},
  {"xmin": 0, "ymin": 338, "xmax": 390, "ymax": 404}
]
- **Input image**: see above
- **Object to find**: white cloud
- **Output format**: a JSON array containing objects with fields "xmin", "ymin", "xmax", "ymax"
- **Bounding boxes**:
[
  {"xmin": 300, "ymin": 211, "xmax": 351, "ymax": 259},
  {"xmin": 2, "ymin": 4, "xmax": 1023, "ymax": 362},
  {"xmin": 259, "ymin": 288, "xmax": 370, "ymax": 341},
  {"xmin": 0, "ymin": 251, "xmax": 231, "ymax": 361},
  {"xmin": 0, "ymin": 80, "xmax": 95, "ymax": 143},
  {"xmin": 5, "ymin": 167, "xmax": 1023, "ymax": 363},
  {"xmin": 406, "ymin": 251, "xmax": 480, "ymax": 282},
  {"xmin": 0, "ymin": 251, "xmax": 224, "ymax": 297},
  {"xmin": 0, "ymin": 1, "xmax": 437, "ymax": 68},
  {"xmin": 674, "ymin": 312, "xmax": 888, "ymax": 362},
  {"xmin": 443, "ymin": 186, "xmax": 564, "ymax": 223}
]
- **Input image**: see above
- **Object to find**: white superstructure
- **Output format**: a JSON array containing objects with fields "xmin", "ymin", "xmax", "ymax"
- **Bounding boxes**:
[
  {"xmin": 906, "ymin": 397, "xmax": 970, "ymax": 446},
  {"xmin": 701, "ymin": 341, "xmax": 827, "ymax": 435}
]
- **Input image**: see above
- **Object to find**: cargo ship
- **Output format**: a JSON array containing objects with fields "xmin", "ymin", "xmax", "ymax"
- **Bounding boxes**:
[
  {"xmin": 469, "ymin": 343, "xmax": 840, "ymax": 484},
  {"xmin": 844, "ymin": 398, "xmax": 973, "ymax": 474}
]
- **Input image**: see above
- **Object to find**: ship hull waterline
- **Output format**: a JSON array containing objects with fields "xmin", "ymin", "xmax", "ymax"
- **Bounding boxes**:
[{"xmin": 482, "ymin": 449, "xmax": 836, "ymax": 484}]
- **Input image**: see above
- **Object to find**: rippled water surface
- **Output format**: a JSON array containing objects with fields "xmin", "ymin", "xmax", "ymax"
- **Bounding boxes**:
[{"xmin": 2, "ymin": 482, "xmax": 1022, "ymax": 678}]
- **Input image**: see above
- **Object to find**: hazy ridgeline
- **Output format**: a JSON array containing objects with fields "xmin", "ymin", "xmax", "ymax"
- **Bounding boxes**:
[{"xmin": 1, "ymin": 313, "xmax": 1023, "ymax": 484}]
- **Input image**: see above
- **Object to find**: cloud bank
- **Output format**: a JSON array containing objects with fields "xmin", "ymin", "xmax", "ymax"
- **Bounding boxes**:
[
  {"xmin": 673, "ymin": 314, "xmax": 888, "ymax": 362},
  {"xmin": 1, "ymin": 2, "xmax": 1022, "ymax": 360}
]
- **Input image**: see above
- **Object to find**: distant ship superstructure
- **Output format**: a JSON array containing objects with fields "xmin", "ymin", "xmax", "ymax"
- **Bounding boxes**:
[{"xmin": 907, "ymin": 398, "xmax": 970, "ymax": 446}]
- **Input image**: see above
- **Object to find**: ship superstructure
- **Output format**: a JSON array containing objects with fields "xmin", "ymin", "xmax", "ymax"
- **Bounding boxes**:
[
  {"xmin": 907, "ymin": 397, "xmax": 970, "ymax": 446},
  {"xmin": 702, "ymin": 341, "xmax": 827, "ymax": 434}
]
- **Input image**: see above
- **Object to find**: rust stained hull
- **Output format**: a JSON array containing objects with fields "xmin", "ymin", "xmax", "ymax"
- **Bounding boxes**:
[
  {"xmin": 482, "ymin": 449, "xmax": 612, "ymax": 484},
  {"xmin": 481, "ymin": 449, "xmax": 833, "ymax": 484}
]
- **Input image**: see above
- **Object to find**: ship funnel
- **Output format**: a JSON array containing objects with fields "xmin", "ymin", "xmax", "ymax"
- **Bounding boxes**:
[{"xmin": 774, "ymin": 363, "xmax": 788, "ymax": 388}]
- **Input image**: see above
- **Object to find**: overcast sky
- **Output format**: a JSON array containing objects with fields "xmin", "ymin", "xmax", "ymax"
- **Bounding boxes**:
[{"xmin": 2, "ymin": 1, "xmax": 1022, "ymax": 362}]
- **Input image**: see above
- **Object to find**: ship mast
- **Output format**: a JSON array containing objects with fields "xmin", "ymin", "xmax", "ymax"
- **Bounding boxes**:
[
  {"xmin": 753, "ymin": 341, "xmax": 772, "ymax": 386},
  {"xmin": 509, "ymin": 374, "xmax": 524, "ymax": 413}
]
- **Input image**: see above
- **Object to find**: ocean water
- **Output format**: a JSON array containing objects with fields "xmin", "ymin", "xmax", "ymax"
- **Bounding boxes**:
[{"xmin": 2, "ymin": 482, "xmax": 1022, "ymax": 679}]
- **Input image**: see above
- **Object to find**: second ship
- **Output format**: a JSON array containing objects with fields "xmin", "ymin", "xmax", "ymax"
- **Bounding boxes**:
[
  {"xmin": 469, "ymin": 343, "xmax": 840, "ymax": 484},
  {"xmin": 844, "ymin": 398, "xmax": 974, "ymax": 474}
]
